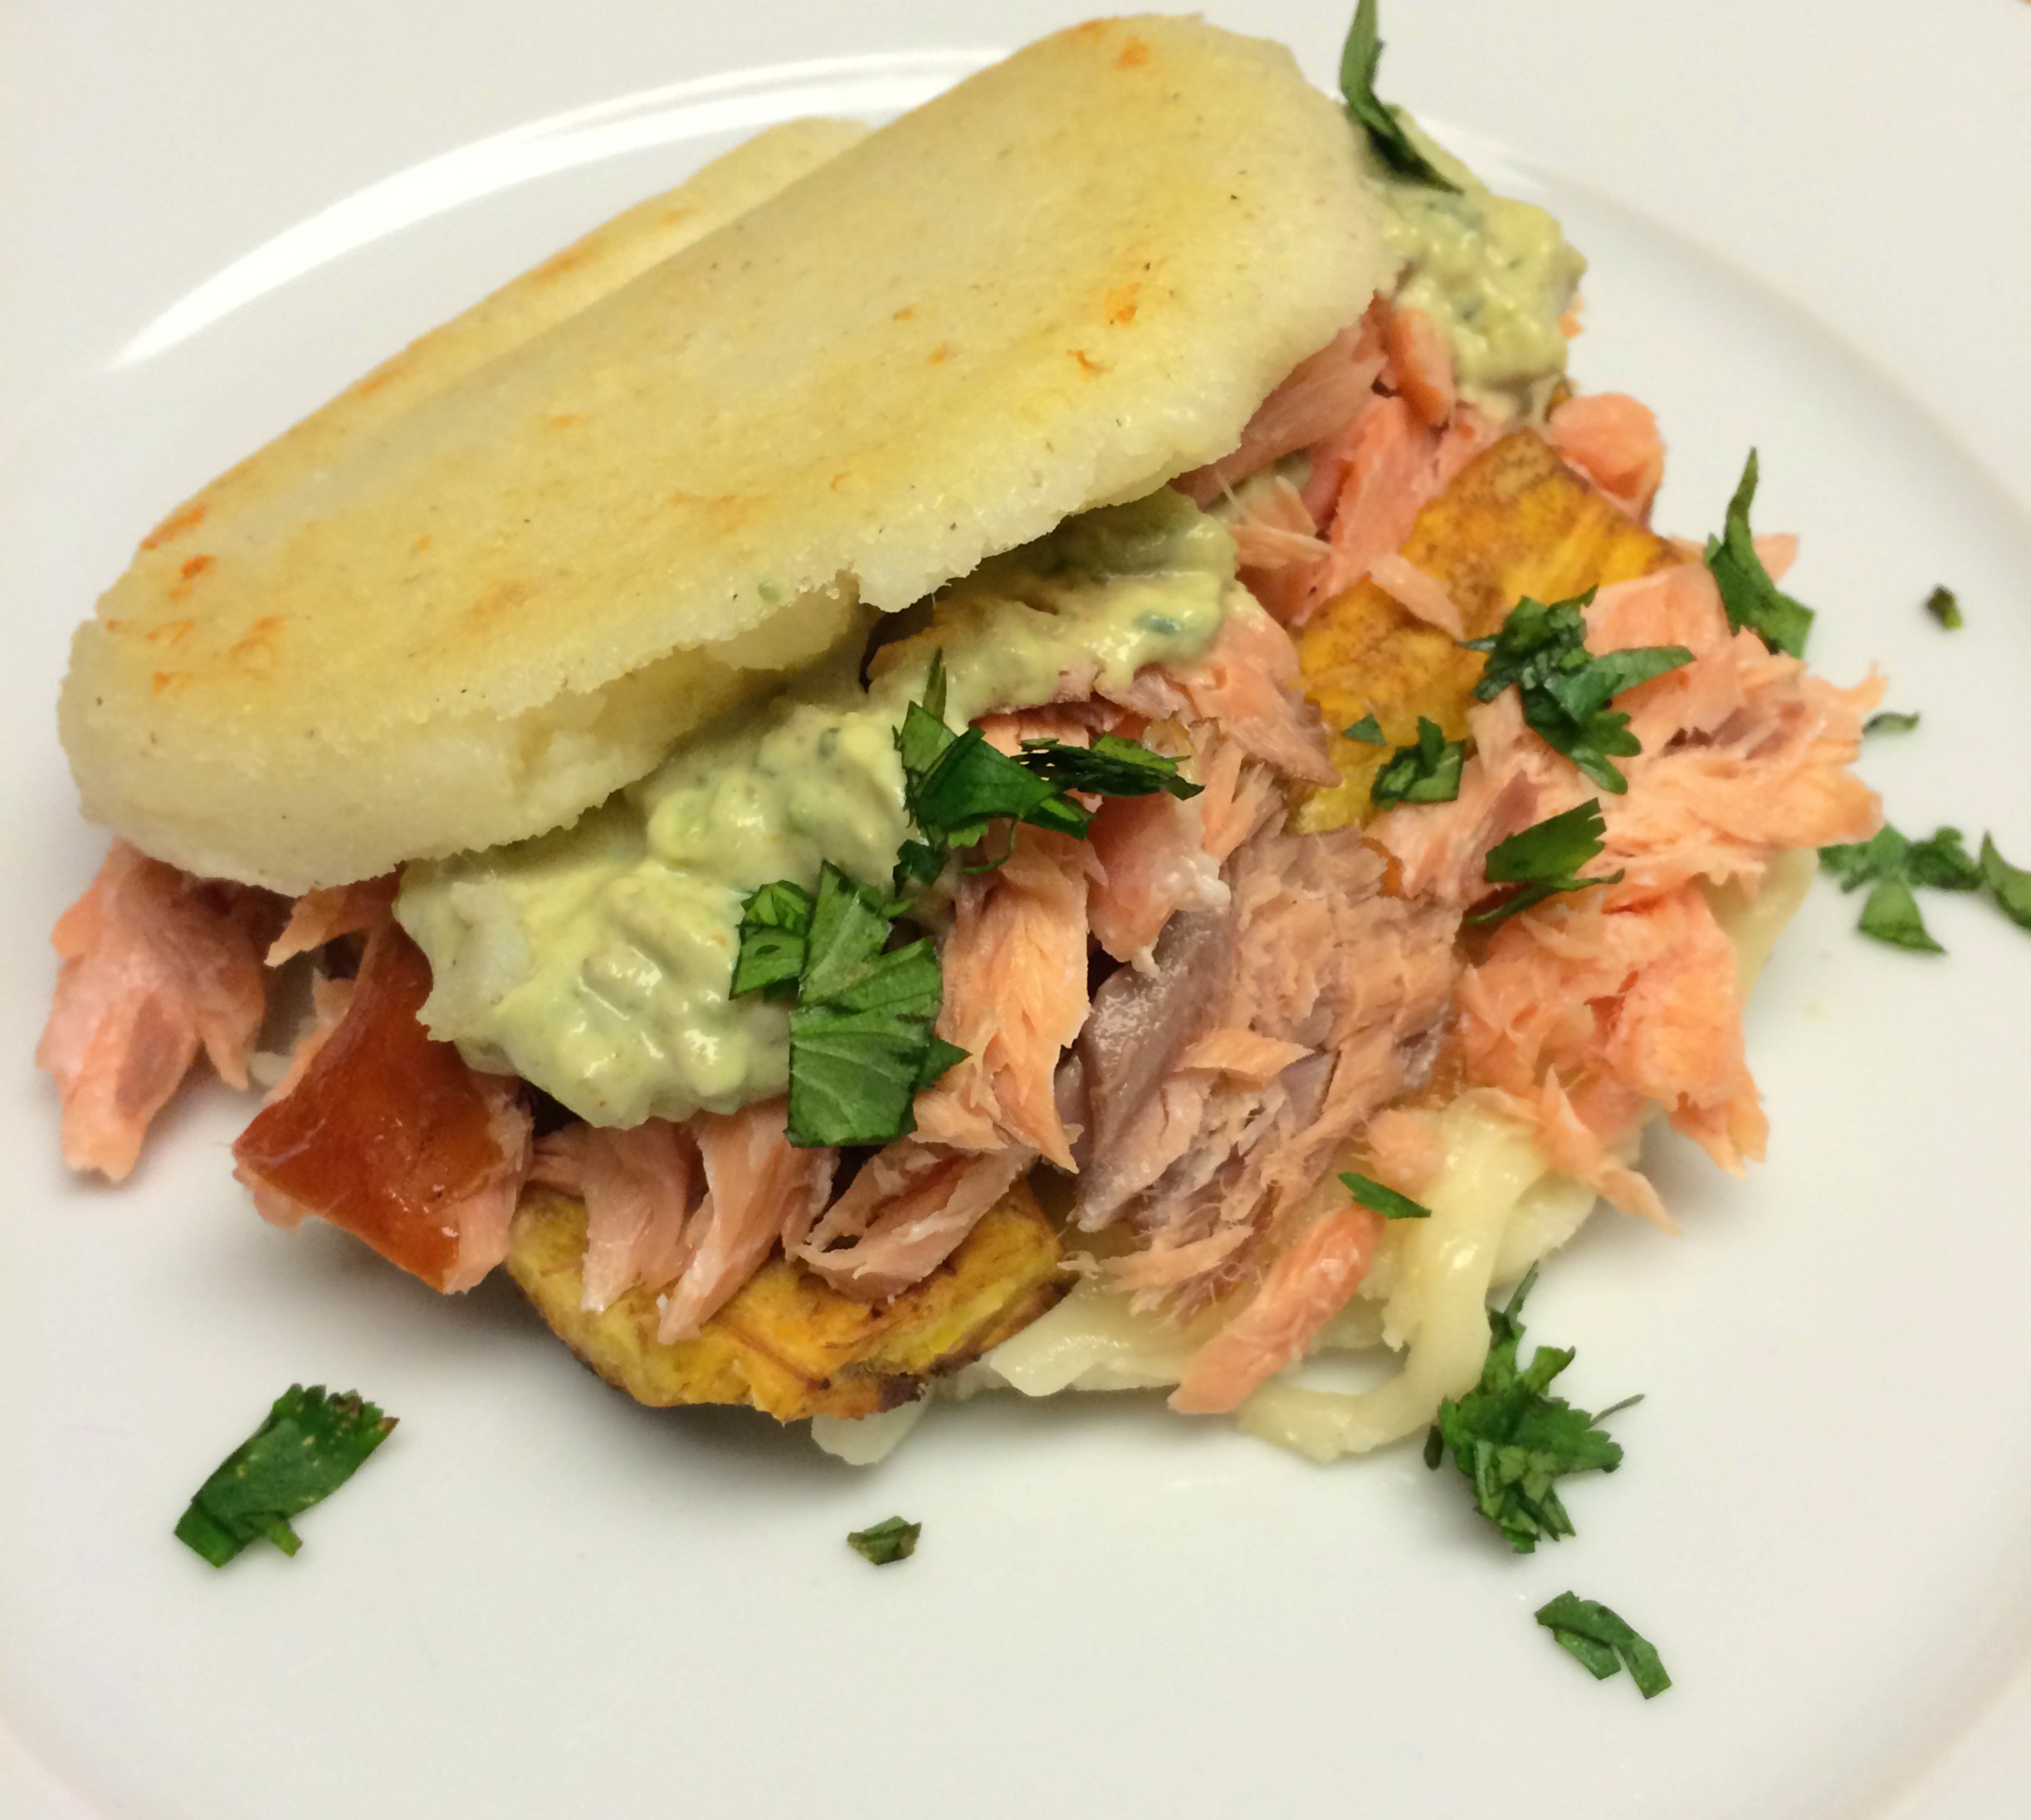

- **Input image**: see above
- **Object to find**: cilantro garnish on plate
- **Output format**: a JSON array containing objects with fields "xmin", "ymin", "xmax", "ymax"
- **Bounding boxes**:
[
  {"xmin": 1863, "ymin": 709, "xmax": 1921, "ymax": 736},
  {"xmin": 1344, "ymin": 712, "xmax": 1386, "ymax": 746},
  {"xmin": 847, "ymin": 1515, "xmax": 921, "ymax": 1566},
  {"xmin": 1819, "ymin": 822, "xmax": 2016, "ymax": 954},
  {"xmin": 1469, "ymin": 800, "xmax": 1624, "ymax": 925},
  {"xmin": 1423, "ymin": 1269, "xmax": 1638, "ymax": 1553},
  {"xmin": 175, "ymin": 1385, "xmax": 396, "ymax": 1568},
  {"xmin": 1704, "ymin": 449, "xmax": 1814, "ymax": 656},
  {"xmin": 1463, "ymin": 593, "xmax": 1692, "ymax": 793},
  {"xmin": 1369, "ymin": 716, "xmax": 1465, "ymax": 808},
  {"xmin": 1923, "ymin": 584, "xmax": 1964, "ymax": 630},
  {"xmin": 1981, "ymin": 836, "xmax": 2031, "ymax": 930},
  {"xmin": 1535, "ymin": 1593, "xmax": 1672, "ymax": 1698},
  {"xmin": 1337, "ymin": 0, "xmax": 1458, "ymax": 191}
]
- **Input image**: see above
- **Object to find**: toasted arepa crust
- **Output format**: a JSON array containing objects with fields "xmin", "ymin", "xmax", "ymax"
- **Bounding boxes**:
[{"xmin": 62, "ymin": 17, "xmax": 1393, "ymax": 890}]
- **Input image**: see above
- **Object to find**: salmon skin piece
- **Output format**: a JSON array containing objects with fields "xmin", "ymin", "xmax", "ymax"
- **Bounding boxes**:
[{"xmin": 232, "ymin": 924, "xmax": 530, "ymax": 1293}]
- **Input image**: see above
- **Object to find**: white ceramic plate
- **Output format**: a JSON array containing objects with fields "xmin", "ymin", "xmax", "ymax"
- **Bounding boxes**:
[{"xmin": 4, "ymin": 4, "xmax": 2029, "ymax": 1816}]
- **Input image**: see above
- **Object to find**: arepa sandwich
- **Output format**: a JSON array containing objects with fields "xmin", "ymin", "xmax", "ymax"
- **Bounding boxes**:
[{"xmin": 41, "ymin": 10, "xmax": 1882, "ymax": 1468}]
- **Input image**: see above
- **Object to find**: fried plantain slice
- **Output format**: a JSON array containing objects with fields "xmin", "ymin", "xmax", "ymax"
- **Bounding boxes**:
[
  {"xmin": 1295, "ymin": 430, "xmax": 1678, "ymax": 832},
  {"xmin": 507, "ymin": 1178, "xmax": 1063, "ymax": 1421}
]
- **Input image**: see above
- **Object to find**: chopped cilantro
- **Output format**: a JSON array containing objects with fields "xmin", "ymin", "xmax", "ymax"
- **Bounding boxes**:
[
  {"xmin": 893, "ymin": 653, "xmax": 1197, "ymax": 881},
  {"xmin": 779, "ymin": 865, "xmax": 951, "ymax": 1148},
  {"xmin": 1370, "ymin": 716, "xmax": 1465, "ymax": 808},
  {"xmin": 1924, "ymin": 584, "xmax": 1963, "ymax": 630},
  {"xmin": 1340, "ymin": 1170, "xmax": 1430, "ymax": 1220},
  {"xmin": 847, "ymin": 1515, "xmax": 921, "ymax": 1566},
  {"xmin": 1337, "ymin": 0, "xmax": 1457, "ymax": 190},
  {"xmin": 735, "ymin": 660, "xmax": 1217, "ymax": 1146},
  {"xmin": 174, "ymin": 1385, "xmax": 395, "ymax": 1568},
  {"xmin": 1018, "ymin": 731, "xmax": 1202, "ymax": 802},
  {"xmin": 1535, "ymin": 1593, "xmax": 1672, "ymax": 1698},
  {"xmin": 1703, "ymin": 450, "xmax": 1814, "ymax": 656},
  {"xmin": 891, "ymin": 838, "xmax": 945, "ymax": 888},
  {"xmin": 916, "ymin": 1038, "xmax": 969, "ymax": 1091},
  {"xmin": 1863, "ymin": 710, "xmax": 1921, "ymax": 736},
  {"xmin": 1821, "ymin": 823, "xmax": 1983, "ymax": 954},
  {"xmin": 893, "ymin": 651, "xmax": 1074, "ymax": 861},
  {"xmin": 1467, "ymin": 593, "xmax": 1599, "ymax": 700},
  {"xmin": 1423, "ymin": 1268, "xmax": 1633, "ymax": 1552},
  {"xmin": 902, "ymin": 711, "xmax": 1086, "ymax": 853},
  {"xmin": 1981, "ymin": 835, "xmax": 2031, "ymax": 930},
  {"xmin": 1856, "ymin": 877, "xmax": 1940, "ymax": 953},
  {"xmin": 1344, "ymin": 712, "xmax": 1386, "ymax": 746},
  {"xmin": 1469, "ymin": 800, "xmax": 1623, "ymax": 925},
  {"xmin": 1907, "ymin": 827, "xmax": 1983, "ymax": 893},
  {"xmin": 1819, "ymin": 825, "xmax": 1908, "ymax": 892},
  {"xmin": 728, "ymin": 880, "xmax": 813, "ymax": 1000},
  {"xmin": 1464, "ymin": 593, "xmax": 1692, "ymax": 793}
]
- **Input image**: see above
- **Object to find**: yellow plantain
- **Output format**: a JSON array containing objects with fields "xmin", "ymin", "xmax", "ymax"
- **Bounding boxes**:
[
  {"xmin": 1295, "ymin": 430, "xmax": 1677, "ymax": 832},
  {"xmin": 508, "ymin": 1178, "xmax": 1062, "ymax": 1421}
]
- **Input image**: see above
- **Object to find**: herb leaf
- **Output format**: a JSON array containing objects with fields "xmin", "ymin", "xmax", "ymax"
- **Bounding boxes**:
[
  {"xmin": 1423, "ymin": 1269, "xmax": 1632, "ymax": 1553},
  {"xmin": 1856, "ymin": 877, "xmax": 1941, "ymax": 953},
  {"xmin": 1338, "ymin": 0, "xmax": 1458, "ymax": 189},
  {"xmin": 730, "ymin": 880, "xmax": 814, "ymax": 1000},
  {"xmin": 896, "ymin": 652, "xmax": 1213, "ymax": 884},
  {"xmin": 847, "ymin": 1515, "xmax": 921, "ymax": 1565},
  {"xmin": 1466, "ymin": 593, "xmax": 1692, "ymax": 793},
  {"xmin": 1820, "ymin": 823, "xmax": 1989, "ymax": 954},
  {"xmin": 1906, "ymin": 827, "xmax": 1983, "ymax": 893},
  {"xmin": 1370, "ymin": 716, "xmax": 1465, "ymax": 808},
  {"xmin": 1981, "ymin": 835, "xmax": 2031, "ymax": 931},
  {"xmin": 1345, "ymin": 712, "xmax": 1386, "ymax": 746},
  {"xmin": 1819, "ymin": 826, "xmax": 1907, "ymax": 892},
  {"xmin": 1924, "ymin": 584, "xmax": 1964, "ymax": 630},
  {"xmin": 917, "ymin": 1037, "xmax": 969, "ymax": 1090},
  {"xmin": 1340, "ymin": 1170, "xmax": 1431, "ymax": 1220},
  {"xmin": 1467, "ymin": 592, "xmax": 1601, "ymax": 700},
  {"xmin": 745, "ymin": 662, "xmax": 1231, "ymax": 1146},
  {"xmin": 1704, "ymin": 450, "xmax": 1814, "ymax": 656},
  {"xmin": 1535, "ymin": 1593, "xmax": 1672, "ymax": 1698},
  {"xmin": 904, "ymin": 718, "xmax": 1083, "ymax": 851},
  {"xmin": 1470, "ymin": 800, "xmax": 1623, "ymax": 925},
  {"xmin": 1018, "ymin": 732, "xmax": 1202, "ymax": 802},
  {"xmin": 1863, "ymin": 710, "xmax": 1921, "ymax": 736},
  {"xmin": 174, "ymin": 1385, "xmax": 395, "ymax": 1568},
  {"xmin": 783, "ymin": 865, "xmax": 951, "ymax": 1149}
]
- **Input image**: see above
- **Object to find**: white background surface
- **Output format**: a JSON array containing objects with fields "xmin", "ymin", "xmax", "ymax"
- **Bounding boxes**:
[{"xmin": 3, "ymin": 3, "xmax": 2029, "ymax": 1816}]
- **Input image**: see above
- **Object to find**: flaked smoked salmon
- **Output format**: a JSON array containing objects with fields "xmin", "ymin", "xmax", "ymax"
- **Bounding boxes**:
[
  {"xmin": 915, "ymin": 827, "xmax": 1096, "ymax": 1169},
  {"xmin": 266, "ymin": 876, "xmax": 398, "ymax": 965},
  {"xmin": 530, "ymin": 1119, "xmax": 701, "ymax": 1313},
  {"xmin": 38, "ymin": 841, "xmax": 278, "ymax": 1181},
  {"xmin": 658, "ymin": 1100, "xmax": 834, "ymax": 1341},
  {"xmin": 798, "ymin": 1142, "xmax": 1034, "ymax": 1300},
  {"xmin": 1546, "ymin": 393, "xmax": 1665, "ymax": 521},
  {"xmin": 1169, "ymin": 1204, "xmax": 1385, "ymax": 1414},
  {"xmin": 1075, "ymin": 828, "xmax": 1459, "ymax": 1311}
]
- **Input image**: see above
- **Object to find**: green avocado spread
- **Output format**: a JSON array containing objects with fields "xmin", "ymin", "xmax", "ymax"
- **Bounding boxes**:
[
  {"xmin": 1372, "ymin": 119, "xmax": 1585, "ymax": 420},
  {"xmin": 397, "ymin": 491, "xmax": 1238, "ymax": 1128},
  {"xmin": 398, "ymin": 124, "xmax": 1585, "ymax": 1130}
]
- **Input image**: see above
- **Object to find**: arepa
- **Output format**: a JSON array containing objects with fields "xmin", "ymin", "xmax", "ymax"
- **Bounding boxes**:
[{"xmin": 60, "ymin": 15, "xmax": 1393, "ymax": 892}]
